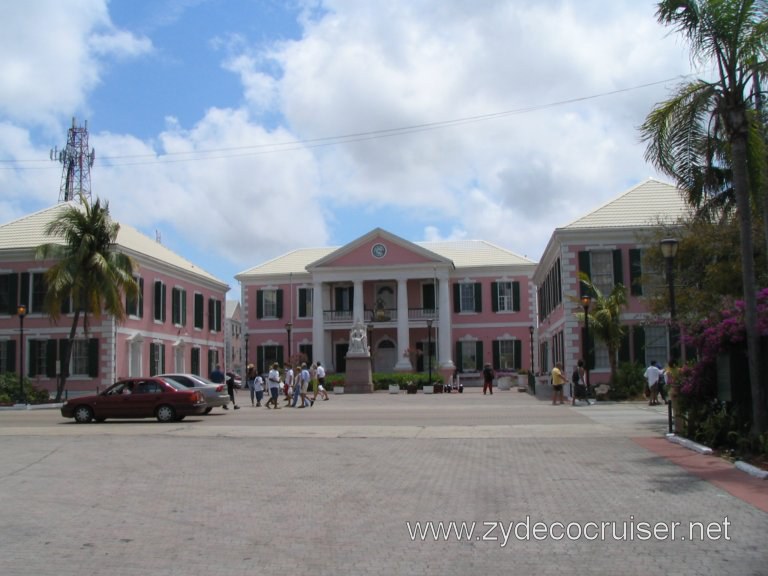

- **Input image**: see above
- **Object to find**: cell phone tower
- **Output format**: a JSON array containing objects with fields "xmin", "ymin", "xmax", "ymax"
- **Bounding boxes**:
[{"xmin": 50, "ymin": 117, "xmax": 96, "ymax": 203}]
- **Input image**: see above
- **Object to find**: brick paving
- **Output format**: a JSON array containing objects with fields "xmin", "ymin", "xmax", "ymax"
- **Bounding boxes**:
[{"xmin": 0, "ymin": 388, "xmax": 765, "ymax": 576}]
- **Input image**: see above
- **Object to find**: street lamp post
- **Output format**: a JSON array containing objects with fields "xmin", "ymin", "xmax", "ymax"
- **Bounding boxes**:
[
  {"xmin": 17, "ymin": 305, "xmax": 27, "ymax": 405},
  {"xmin": 579, "ymin": 295, "xmax": 591, "ymax": 405},
  {"xmin": 285, "ymin": 322, "xmax": 293, "ymax": 364},
  {"xmin": 660, "ymin": 238, "xmax": 679, "ymax": 434},
  {"xmin": 244, "ymin": 333, "xmax": 249, "ymax": 367},
  {"xmin": 528, "ymin": 325, "xmax": 535, "ymax": 395},
  {"xmin": 426, "ymin": 318, "xmax": 433, "ymax": 387}
]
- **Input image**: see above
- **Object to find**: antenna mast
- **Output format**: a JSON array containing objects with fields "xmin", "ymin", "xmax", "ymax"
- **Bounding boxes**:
[{"xmin": 50, "ymin": 117, "xmax": 96, "ymax": 203}]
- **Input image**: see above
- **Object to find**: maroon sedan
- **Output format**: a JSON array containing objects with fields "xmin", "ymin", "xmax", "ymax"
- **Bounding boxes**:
[{"xmin": 61, "ymin": 377, "xmax": 207, "ymax": 423}]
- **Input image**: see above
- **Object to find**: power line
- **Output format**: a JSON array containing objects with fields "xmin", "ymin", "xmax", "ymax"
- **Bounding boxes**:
[{"xmin": 0, "ymin": 76, "xmax": 688, "ymax": 170}]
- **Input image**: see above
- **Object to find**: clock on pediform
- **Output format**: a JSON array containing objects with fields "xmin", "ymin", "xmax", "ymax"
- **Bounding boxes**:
[{"xmin": 371, "ymin": 242, "xmax": 387, "ymax": 258}]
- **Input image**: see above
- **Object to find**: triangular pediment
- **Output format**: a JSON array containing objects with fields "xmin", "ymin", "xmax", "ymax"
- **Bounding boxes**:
[{"xmin": 306, "ymin": 228, "xmax": 453, "ymax": 270}]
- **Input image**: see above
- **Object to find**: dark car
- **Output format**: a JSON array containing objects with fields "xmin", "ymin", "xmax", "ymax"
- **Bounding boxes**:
[
  {"xmin": 157, "ymin": 373, "xmax": 231, "ymax": 412},
  {"xmin": 61, "ymin": 377, "xmax": 207, "ymax": 423}
]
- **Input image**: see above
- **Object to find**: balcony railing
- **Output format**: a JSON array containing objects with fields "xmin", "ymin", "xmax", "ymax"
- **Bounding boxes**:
[{"xmin": 323, "ymin": 308, "xmax": 438, "ymax": 324}]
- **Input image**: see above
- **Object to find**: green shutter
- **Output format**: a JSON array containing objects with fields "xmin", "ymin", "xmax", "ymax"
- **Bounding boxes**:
[
  {"xmin": 195, "ymin": 293, "xmax": 203, "ymax": 328},
  {"xmin": 7, "ymin": 340, "xmax": 16, "ymax": 373},
  {"xmin": 182, "ymin": 289, "xmax": 187, "ymax": 326},
  {"xmin": 492, "ymin": 340, "xmax": 500, "ymax": 370},
  {"xmin": 161, "ymin": 343, "xmax": 166, "ymax": 374},
  {"xmin": 154, "ymin": 281, "xmax": 162, "ymax": 321},
  {"xmin": 59, "ymin": 339, "xmax": 70, "ymax": 376},
  {"xmin": 619, "ymin": 330, "xmax": 631, "ymax": 363},
  {"xmin": 172, "ymin": 288, "xmax": 180, "ymax": 324},
  {"xmin": 162, "ymin": 283, "xmax": 167, "ymax": 322},
  {"xmin": 474, "ymin": 283, "xmax": 482, "ymax": 313},
  {"xmin": 629, "ymin": 249, "xmax": 643, "ymax": 296},
  {"xmin": 6, "ymin": 273, "xmax": 19, "ymax": 315},
  {"xmin": 476, "ymin": 341, "xmax": 483, "ymax": 371},
  {"xmin": 257, "ymin": 290, "xmax": 264, "ymax": 319},
  {"xmin": 208, "ymin": 298, "xmax": 214, "ymax": 330},
  {"xmin": 491, "ymin": 282, "xmax": 499, "ymax": 313},
  {"xmin": 613, "ymin": 249, "xmax": 623, "ymax": 287},
  {"xmin": 514, "ymin": 340, "xmax": 522, "ymax": 370},
  {"xmin": 216, "ymin": 299, "xmax": 222, "ymax": 331},
  {"xmin": 20, "ymin": 272, "xmax": 30, "ymax": 309},
  {"xmin": 513, "ymin": 281, "xmax": 520, "ymax": 312},
  {"xmin": 29, "ymin": 340, "xmax": 39, "ymax": 377},
  {"xmin": 578, "ymin": 252, "xmax": 591, "ymax": 296},
  {"xmin": 87, "ymin": 338, "xmax": 99, "ymax": 377},
  {"xmin": 276, "ymin": 290, "xmax": 284, "ymax": 319},
  {"xmin": 256, "ymin": 345, "xmax": 264, "ymax": 375},
  {"xmin": 633, "ymin": 326, "xmax": 646, "ymax": 365},
  {"xmin": 46, "ymin": 340, "xmax": 57, "ymax": 377},
  {"xmin": 299, "ymin": 288, "xmax": 307, "ymax": 317},
  {"xmin": 453, "ymin": 284, "xmax": 460, "ymax": 313},
  {"xmin": 455, "ymin": 341, "xmax": 463, "ymax": 371},
  {"xmin": 149, "ymin": 343, "xmax": 157, "ymax": 376}
]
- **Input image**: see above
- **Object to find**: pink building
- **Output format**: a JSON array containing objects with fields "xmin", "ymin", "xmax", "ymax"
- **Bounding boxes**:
[
  {"xmin": 533, "ymin": 179, "xmax": 690, "ymax": 384},
  {"xmin": 236, "ymin": 228, "xmax": 537, "ymax": 382},
  {"xmin": 0, "ymin": 203, "xmax": 229, "ymax": 398}
]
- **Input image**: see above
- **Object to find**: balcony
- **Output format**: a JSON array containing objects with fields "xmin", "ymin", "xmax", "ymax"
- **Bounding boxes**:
[{"xmin": 322, "ymin": 308, "xmax": 438, "ymax": 324}]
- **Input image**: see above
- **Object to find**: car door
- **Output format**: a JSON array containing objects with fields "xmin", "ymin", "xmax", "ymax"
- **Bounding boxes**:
[
  {"xmin": 96, "ymin": 381, "xmax": 135, "ymax": 419},
  {"xmin": 126, "ymin": 379, "xmax": 163, "ymax": 418}
]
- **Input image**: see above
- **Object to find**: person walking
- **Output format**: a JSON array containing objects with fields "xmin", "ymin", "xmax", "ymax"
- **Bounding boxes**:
[
  {"xmin": 265, "ymin": 362, "xmax": 281, "ymax": 409},
  {"xmin": 314, "ymin": 361, "xmax": 329, "ymax": 401},
  {"xmin": 551, "ymin": 362, "xmax": 566, "ymax": 405},
  {"xmin": 298, "ymin": 363, "xmax": 312, "ymax": 407},
  {"xmin": 225, "ymin": 371, "xmax": 241, "ymax": 410},
  {"xmin": 210, "ymin": 364, "xmax": 230, "ymax": 410},
  {"xmin": 482, "ymin": 363, "xmax": 494, "ymax": 395},
  {"xmin": 644, "ymin": 360, "xmax": 662, "ymax": 406},
  {"xmin": 246, "ymin": 364, "xmax": 263, "ymax": 407}
]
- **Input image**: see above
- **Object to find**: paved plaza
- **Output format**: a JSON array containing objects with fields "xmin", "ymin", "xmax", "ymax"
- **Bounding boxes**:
[{"xmin": 0, "ymin": 388, "xmax": 766, "ymax": 576}]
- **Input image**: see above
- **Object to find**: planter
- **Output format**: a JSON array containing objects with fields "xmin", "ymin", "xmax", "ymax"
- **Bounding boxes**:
[
  {"xmin": 406, "ymin": 384, "xmax": 418, "ymax": 394},
  {"xmin": 517, "ymin": 374, "xmax": 528, "ymax": 391},
  {"xmin": 497, "ymin": 376, "xmax": 512, "ymax": 391},
  {"xmin": 334, "ymin": 386, "xmax": 345, "ymax": 395},
  {"xmin": 423, "ymin": 384, "xmax": 434, "ymax": 394},
  {"xmin": 388, "ymin": 384, "xmax": 400, "ymax": 394}
]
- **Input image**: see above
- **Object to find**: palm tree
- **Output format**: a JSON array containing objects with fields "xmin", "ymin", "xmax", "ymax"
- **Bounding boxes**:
[
  {"xmin": 573, "ymin": 273, "xmax": 628, "ymax": 384},
  {"xmin": 640, "ymin": 0, "xmax": 768, "ymax": 435},
  {"xmin": 36, "ymin": 195, "xmax": 138, "ymax": 401}
]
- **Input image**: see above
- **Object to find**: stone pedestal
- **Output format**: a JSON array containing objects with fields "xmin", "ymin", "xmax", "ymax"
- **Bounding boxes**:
[{"xmin": 345, "ymin": 354, "xmax": 373, "ymax": 393}]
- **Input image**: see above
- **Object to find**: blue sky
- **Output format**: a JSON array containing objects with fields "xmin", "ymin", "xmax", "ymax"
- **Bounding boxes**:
[{"xmin": 0, "ymin": 1, "xmax": 695, "ymax": 299}]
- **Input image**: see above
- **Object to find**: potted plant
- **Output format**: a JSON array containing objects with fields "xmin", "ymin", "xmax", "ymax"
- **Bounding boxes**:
[
  {"xmin": 388, "ymin": 382, "xmax": 400, "ymax": 394},
  {"xmin": 517, "ymin": 370, "xmax": 529, "ymax": 391},
  {"xmin": 497, "ymin": 372, "xmax": 512, "ymax": 390},
  {"xmin": 406, "ymin": 380, "xmax": 418, "ymax": 394}
]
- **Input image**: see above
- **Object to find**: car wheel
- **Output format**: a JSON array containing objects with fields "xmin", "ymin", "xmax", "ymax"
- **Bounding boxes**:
[
  {"xmin": 73, "ymin": 405, "xmax": 94, "ymax": 423},
  {"xmin": 156, "ymin": 405, "xmax": 176, "ymax": 423},
  {"xmin": 204, "ymin": 407, "xmax": 213, "ymax": 414}
]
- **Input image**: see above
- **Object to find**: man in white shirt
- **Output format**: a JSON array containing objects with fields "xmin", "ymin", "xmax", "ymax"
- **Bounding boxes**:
[
  {"xmin": 314, "ymin": 361, "xmax": 329, "ymax": 401},
  {"xmin": 644, "ymin": 360, "xmax": 661, "ymax": 406}
]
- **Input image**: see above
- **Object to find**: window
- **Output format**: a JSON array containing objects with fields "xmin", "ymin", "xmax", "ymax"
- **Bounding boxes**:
[
  {"xmin": 20, "ymin": 272, "xmax": 47, "ymax": 314},
  {"xmin": 593, "ymin": 340, "xmax": 610, "ymax": 370},
  {"xmin": 454, "ymin": 282, "xmax": 481, "ymax": 313},
  {"xmin": 208, "ymin": 348, "xmax": 219, "ymax": 375},
  {"xmin": 456, "ymin": 341, "xmax": 481, "ymax": 372},
  {"xmin": 153, "ymin": 280, "xmax": 167, "ymax": 322},
  {"xmin": 149, "ymin": 342, "xmax": 166, "ymax": 376},
  {"xmin": 256, "ymin": 289, "xmax": 283, "ymax": 319},
  {"xmin": 0, "ymin": 340, "xmax": 14, "ymax": 373},
  {"xmin": 256, "ymin": 345, "xmax": 283, "ymax": 376},
  {"xmin": 644, "ymin": 326, "xmax": 668, "ymax": 366},
  {"xmin": 298, "ymin": 287, "xmax": 313, "ymax": 318},
  {"xmin": 172, "ymin": 287, "xmax": 187, "ymax": 326},
  {"xmin": 494, "ymin": 340, "xmax": 521, "ymax": 371},
  {"xmin": 29, "ymin": 340, "xmax": 47, "ymax": 377},
  {"xmin": 194, "ymin": 293, "xmax": 204, "ymax": 329},
  {"xmin": 70, "ymin": 339, "xmax": 98, "ymax": 376},
  {"xmin": 126, "ymin": 277, "xmax": 144, "ymax": 318},
  {"xmin": 493, "ymin": 281, "xmax": 520, "ymax": 313},
  {"xmin": 590, "ymin": 252, "xmax": 614, "ymax": 296}
]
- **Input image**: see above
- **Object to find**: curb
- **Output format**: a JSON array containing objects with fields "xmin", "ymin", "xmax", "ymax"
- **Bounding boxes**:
[
  {"xmin": 735, "ymin": 461, "xmax": 768, "ymax": 480},
  {"xmin": 665, "ymin": 433, "xmax": 713, "ymax": 454},
  {"xmin": 0, "ymin": 403, "xmax": 64, "ymax": 411}
]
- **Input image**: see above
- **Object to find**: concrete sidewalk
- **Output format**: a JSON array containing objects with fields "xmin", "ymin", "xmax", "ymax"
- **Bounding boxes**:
[{"xmin": 0, "ymin": 388, "xmax": 764, "ymax": 576}]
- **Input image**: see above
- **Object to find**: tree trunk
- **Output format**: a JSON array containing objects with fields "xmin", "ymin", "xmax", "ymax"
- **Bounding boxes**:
[
  {"xmin": 753, "ymin": 73, "xmax": 768, "ymax": 267},
  {"xmin": 730, "ymin": 127, "xmax": 766, "ymax": 436},
  {"xmin": 55, "ymin": 309, "xmax": 80, "ymax": 402}
]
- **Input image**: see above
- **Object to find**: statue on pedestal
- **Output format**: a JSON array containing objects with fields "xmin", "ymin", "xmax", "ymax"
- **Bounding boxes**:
[{"xmin": 348, "ymin": 319, "xmax": 368, "ymax": 355}]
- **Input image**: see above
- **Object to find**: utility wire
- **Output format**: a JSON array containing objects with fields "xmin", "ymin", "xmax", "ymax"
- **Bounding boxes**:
[{"xmin": 1, "ymin": 76, "xmax": 688, "ymax": 170}]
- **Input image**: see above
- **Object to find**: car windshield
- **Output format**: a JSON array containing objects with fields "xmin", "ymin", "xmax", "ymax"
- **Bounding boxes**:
[{"xmin": 157, "ymin": 378, "xmax": 187, "ymax": 392}]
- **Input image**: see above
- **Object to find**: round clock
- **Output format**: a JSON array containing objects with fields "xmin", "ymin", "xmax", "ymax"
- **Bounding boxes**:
[{"xmin": 371, "ymin": 243, "xmax": 387, "ymax": 258}]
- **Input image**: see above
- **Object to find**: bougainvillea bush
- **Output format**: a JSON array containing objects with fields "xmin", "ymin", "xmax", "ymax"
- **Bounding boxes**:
[{"xmin": 677, "ymin": 288, "xmax": 768, "ymax": 451}]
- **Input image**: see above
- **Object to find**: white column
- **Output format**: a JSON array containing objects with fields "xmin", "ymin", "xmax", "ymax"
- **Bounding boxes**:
[
  {"xmin": 353, "ymin": 279, "xmax": 364, "ymax": 324},
  {"xmin": 438, "ymin": 274, "xmax": 454, "ymax": 369},
  {"xmin": 312, "ymin": 282, "xmax": 325, "ymax": 366},
  {"xmin": 394, "ymin": 278, "xmax": 412, "ymax": 371}
]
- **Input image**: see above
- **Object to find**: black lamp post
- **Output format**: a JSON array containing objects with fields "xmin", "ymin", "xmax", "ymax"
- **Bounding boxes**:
[
  {"xmin": 285, "ymin": 322, "xmax": 293, "ymax": 363},
  {"xmin": 17, "ymin": 304, "xmax": 27, "ymax": 405},
  {"xmin": 244, "ymin": 333, "xmax": 249, "ymax": 367},
  {"xmin": 426, "ymin": 318, "xmax": 433, "ymax": 387},
  {"xmin": 528, "ymin": 325, "xmax": 535, "ymax": 395},
  {"xmin": 661, "ymin": 238, "xmax": 679, "ymax": 434},
  {"xmin": 580, "ymin": 294, "xmax": 591, "ymax": 405}
]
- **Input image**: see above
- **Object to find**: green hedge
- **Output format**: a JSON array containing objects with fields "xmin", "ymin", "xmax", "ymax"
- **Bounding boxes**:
[
  {"xmin": 325, "ymin": 372, "xmax": 443, "ymax": 390},
  {"xmin": 0, "ymin": 373, "xmax": 51, "ymax": 404}
]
